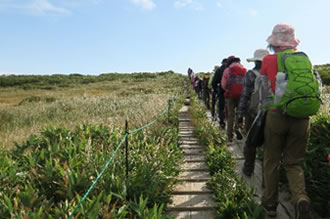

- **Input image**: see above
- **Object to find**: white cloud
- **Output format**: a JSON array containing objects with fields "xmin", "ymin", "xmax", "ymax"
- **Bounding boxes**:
[
  {"xmin": 131, "ymin": 0, "xmax": 156, "ymax": 10},
  {"xmin": 174, "ymin": 0, "xmax": 193, "ymax": 8},
  {"xmin": 27, "ymin": 0, "xmax": 70, "ymax": 15},
  {"xmin": 174, "ymin": 0, "xmax": 203, "ymax": 10},
  {"xmin": 0, "ymin": 0, "xmax": 71, "ymax": 15},
  {"xmin": 248, "ymin": 8, "xmax": 258, "ymax": 16},
  {"xmin": 216, "ymin": 1, "xmax": 222, "ymax": 8}
]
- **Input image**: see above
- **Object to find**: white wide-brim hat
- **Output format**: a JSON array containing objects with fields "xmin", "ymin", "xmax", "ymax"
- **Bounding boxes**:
[{"xmin": 247, "ymin": 49, "xmax": 269, "ymax": 62}]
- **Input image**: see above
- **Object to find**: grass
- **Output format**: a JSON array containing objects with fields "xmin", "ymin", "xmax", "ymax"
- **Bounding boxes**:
[
  {"xmin": 0, "ymin": 71, "xmax": 187, "ymax": 218},
  {"xmin": 0, "ymin": 71, "xmax": 184, "ymax": 149}
]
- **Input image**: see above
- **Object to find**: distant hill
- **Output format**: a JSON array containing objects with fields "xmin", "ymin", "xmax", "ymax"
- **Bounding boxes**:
[{"xmin": 314, "ymin": 64, "xmax": 330, "ymax": 85}]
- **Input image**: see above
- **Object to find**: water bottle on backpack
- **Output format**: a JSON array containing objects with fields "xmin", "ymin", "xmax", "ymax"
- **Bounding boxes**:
[{"xmin": 274, "ymin": 72, "xmax": 287, "ymax": 104}]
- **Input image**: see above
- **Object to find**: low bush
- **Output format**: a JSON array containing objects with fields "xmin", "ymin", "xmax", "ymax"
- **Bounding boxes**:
[
  {"xmin": 304, "ymin": 113, "xmax": 330, "ymax": 218},
  {"xmin": 315, "ymin": 64, "xmax": 330, "ymax": 85}
]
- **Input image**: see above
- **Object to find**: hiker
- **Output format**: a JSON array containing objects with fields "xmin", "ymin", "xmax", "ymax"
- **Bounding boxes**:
[
  {"xmin": 194, "ymin": 76, "xmax": 202, "ymax": 98},
  {"xmin": 260, "ymin": 24, "xmax": 321, "ymax": 218},
  {"xmin": 237, "ymin": 49, "xmax": 269, "ymax": 176},
  {"xmin": 202, "ymin": 73, "xmax": 211, "ymax": 109},
  {"xmin": 210, "ymin": 65, "xmax": 220, "ymax": 120},
  {"xmin": 197, "ymin": 77, "xmax": 203, "ymax": 99},
  {"xmin": 211, "ymin": 58, "xmax": 228, "ymax": 127},
  {"xmin": 187, "ymin": 67, "xmax": 193, "ymax": 81},
  {"xmin": 191, "ymin": 71, "xmax": 195, "ymax": 87},
  {"xmin": 221, "ymin": 56, "xmax": 247, "ymax": 142}
]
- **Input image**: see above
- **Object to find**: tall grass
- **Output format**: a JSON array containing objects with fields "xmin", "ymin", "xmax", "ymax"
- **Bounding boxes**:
[{"xmin": 0, "ymin": 72, "xmax": 185, "ymax": 149}]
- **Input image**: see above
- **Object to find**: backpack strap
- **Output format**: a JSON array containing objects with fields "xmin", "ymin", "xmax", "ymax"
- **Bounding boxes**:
[
  {"xmin": 276, "ymin": 49, "xmax": 296, "ymax": 72},
  {"xmin": 251, "ymin": 69, "xmax": 260, "ymax": 77}
]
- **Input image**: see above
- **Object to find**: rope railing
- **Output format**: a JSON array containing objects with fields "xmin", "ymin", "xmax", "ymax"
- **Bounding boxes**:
[
  {"xmin": 68, "ymin": 133, "xmax": 128, "ymax": 219},
  {"xmin": 68, "ymin": 93, "xmax": 181, "ymax": 219},
  {"xmin": 128, "ymin": 104, "xmax": 169, "ymax": 135}
]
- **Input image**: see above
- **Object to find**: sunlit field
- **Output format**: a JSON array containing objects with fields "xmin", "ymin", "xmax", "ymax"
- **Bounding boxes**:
[{"xmin": 0, "ymin": 72, "xmax": 185, "ymax": 149}]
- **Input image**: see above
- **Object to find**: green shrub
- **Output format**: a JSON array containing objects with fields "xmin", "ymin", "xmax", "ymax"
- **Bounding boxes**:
[
  {"xmin": 0, "ymin": 120, "xmax": 182, "ymax": 217},
  {"xmin": 304, "ymin": 114, "xmax": 330, "ymax": 217},
  {"xmin": 315, "ymin": 64, "xmax": 330, "ymax": 85}
]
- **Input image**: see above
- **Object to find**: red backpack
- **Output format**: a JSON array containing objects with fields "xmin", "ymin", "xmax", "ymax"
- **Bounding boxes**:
[{"xmin": 225, "ymin": 65, "xmax": 247, "ymax": 99}]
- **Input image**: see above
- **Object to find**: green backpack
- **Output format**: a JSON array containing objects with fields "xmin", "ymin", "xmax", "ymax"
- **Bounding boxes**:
[{"xmin": 272, "ymin": 49, "xmax": 322, "ymax": 118}]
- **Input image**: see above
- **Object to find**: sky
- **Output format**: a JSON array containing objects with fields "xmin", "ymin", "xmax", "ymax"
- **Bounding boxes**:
[{"xmin": 1, "ymin": 0, "xmax": 330, "ymax": 75}]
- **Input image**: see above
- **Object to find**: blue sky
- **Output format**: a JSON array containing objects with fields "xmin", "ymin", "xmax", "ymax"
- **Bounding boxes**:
[{"xmin": 1, "ymin": 0, "xmax": 330, "ymax": 75}]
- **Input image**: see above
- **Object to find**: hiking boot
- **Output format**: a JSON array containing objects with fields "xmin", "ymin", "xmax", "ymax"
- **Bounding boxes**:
[
  {"xmin": 235, "ymin": 130, "xmax": 243, "ymax": 140},
  {"xmin": 261, "ymin": 203, "xmax": 277, "ymax": 217},
  {"xmin": 296, "ymin": 198, "xmax": 311, "ymax": 219},
  {"xmin": 227, "ymin": 134, "xmax": 233, "ymax": 142},
  {"xmin": 220, "ymin": 121, "xmax": 226, "ymax": 129},
  {"xmin": 242, "ymin": 165, "xmax": 253, "ymax": 177}
]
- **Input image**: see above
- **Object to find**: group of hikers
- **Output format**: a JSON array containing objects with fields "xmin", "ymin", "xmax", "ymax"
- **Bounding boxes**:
[{"xmin": 187, "ymin": 24, "xmax": 322, "ymax": 219}]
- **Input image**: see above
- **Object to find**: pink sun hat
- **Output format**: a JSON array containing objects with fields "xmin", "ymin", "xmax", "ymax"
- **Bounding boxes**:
[{"xmin": 266, "ymin": 24, "xmax": 300, "ymax": 47}]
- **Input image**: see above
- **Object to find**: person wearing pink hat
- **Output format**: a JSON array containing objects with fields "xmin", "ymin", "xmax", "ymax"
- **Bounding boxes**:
[
  {"xmin": 260, "ymin": 24, "xmax": 312, "ymax": 219},
  {"xmin": 237, "ymin": 48, "xmax": 269, "ymax": 177}
]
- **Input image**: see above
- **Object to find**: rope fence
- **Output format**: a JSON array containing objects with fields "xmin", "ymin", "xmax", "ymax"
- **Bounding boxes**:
[{"xmin": 68, "ymin": 92, "xmax": 181, "ymax": 219}]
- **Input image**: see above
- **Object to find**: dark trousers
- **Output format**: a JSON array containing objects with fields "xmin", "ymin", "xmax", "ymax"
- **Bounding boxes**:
[
  {"xmin": 218, "ymin": 90, "xmax": 225, "ymax": 122},
  {"xmin": 211, "ymin": 90, "xmax": 217, "ymax": 117},
  {"xmin": 202, "ymin": 88, "xmax": 210, "ymax": 109},
  {"xmin": 211, "ymin": 88, "xmax": 225, "ymax": 122},
  {"xmin": 243, "ymin": 113, "xmax": 257, "ymax": 173}
]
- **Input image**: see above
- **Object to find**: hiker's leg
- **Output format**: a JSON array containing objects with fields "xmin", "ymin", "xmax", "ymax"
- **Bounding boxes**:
[
  {"xmin": 211, "ymin": 90, "xmax": 217, "ymax": 117},
  {"xmin": 205, "ymin": 88, "xmax": 210, "ymax": 109},
  {"xmin": 226, "ymin": 98, "xmax": 235, "ymax": 140},
  {"xmin": 243, "ymin": 143, "xmax": 256, "ymax": 175},
  {"xmin": 262, "ymin": 111, "xmax": 288, "ymax": 206},
  {"xmin": 233, "ymin": 98, "xmax": 240, "ymax": 131},
  {"xmin": 242, "ymin": 114, "xmax": 258, "ymax": 174},
  {"xmin": 233, "ymin": 99, "xmax": 242, "ymax": 140},
  {"xmin": 218, "ymin": 91, "xmax": 225, "ymax": 123},
  {"xmin": 283, "ymin": 117, "xmax": 310, "ymax": 205},
  {"xmin": 245, "ymin": 113, "xmax": 255, "ymax": 134}
]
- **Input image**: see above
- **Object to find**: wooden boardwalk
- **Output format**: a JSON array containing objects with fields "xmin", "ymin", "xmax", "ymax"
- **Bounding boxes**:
[
  {"xmin": 167, "ymin": 97, "xmax": 320, "ymax": 218},
  {"xmin": 166, "ymin": 103, "xmax": 216, "ymax": 219}
]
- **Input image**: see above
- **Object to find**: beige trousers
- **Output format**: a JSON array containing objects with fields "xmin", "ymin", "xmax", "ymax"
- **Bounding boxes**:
[{"xmin": 262, "ymin": 111, "xmax": 310, "ymax": 206}]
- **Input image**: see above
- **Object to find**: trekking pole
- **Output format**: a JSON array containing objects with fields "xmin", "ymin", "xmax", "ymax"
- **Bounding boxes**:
[{"xmin": 125, "ymin": 120, "xmax": 129, "ymax": 199}]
